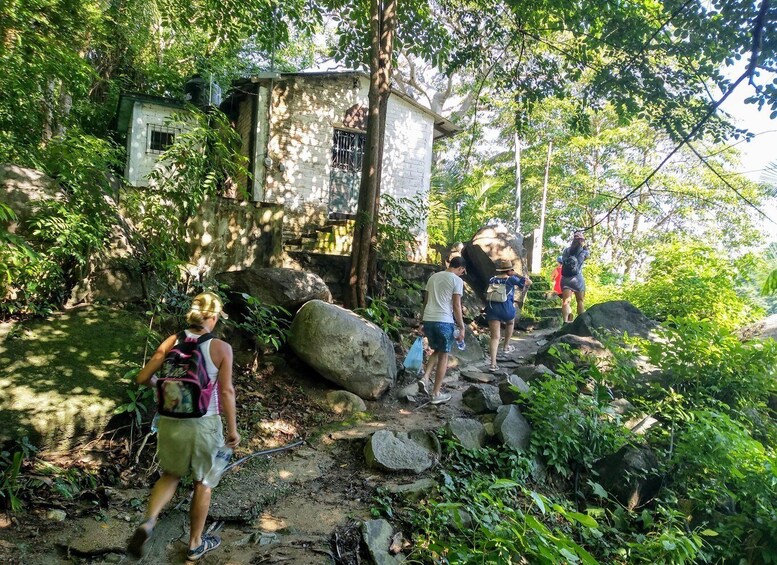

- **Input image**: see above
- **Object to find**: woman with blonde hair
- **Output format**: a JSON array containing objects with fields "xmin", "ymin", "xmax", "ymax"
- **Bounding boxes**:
[{"xmin": 127, "ymin": 292, "xmax": 239, "ymax": 562}]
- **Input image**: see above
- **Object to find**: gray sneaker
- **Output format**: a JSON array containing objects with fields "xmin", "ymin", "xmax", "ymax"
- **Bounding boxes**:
[
  {"xmin": 418, "ymin": 379, "xmax": 431, "ymax": 395},
  {"xmin": 430, "ymin": 392, "xmax": 452, "ymax": 405}
]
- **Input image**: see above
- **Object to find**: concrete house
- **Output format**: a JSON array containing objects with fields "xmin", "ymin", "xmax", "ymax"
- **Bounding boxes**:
[{"xmin": 116, "ymin": 71, "xmax": 459, "ymax": 259}]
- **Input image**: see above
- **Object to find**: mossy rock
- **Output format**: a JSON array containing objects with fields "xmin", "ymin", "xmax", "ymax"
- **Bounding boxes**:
[{"xmin": 0, "ymin": 305, "xmax": 148, "ymax": 450}]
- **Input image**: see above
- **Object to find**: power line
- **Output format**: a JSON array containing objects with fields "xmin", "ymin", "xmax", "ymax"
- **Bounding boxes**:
[{"xmin": 686, "ymin": 141, "xmax": 777, "ymax": 225}]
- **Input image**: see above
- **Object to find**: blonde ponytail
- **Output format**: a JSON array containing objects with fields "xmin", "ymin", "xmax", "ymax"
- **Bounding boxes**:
[{"xmin": 185, "ymin": 292, "xmax": 226, "ymax": 327}]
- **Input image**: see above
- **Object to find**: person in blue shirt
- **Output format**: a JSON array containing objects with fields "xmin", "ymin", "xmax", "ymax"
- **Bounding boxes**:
[{"xmin": 485, "ymin": 259, "xmax": 531, "ymax": 371}]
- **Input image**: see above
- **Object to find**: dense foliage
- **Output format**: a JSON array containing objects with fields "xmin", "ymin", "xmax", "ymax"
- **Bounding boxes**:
[
  {"xmin": 628, "ymin": 241, "xmax": 763, "ymax": 330},
  {"xmin": 374, "ymin": 320, "xmax": 777, "ymax": 563}
]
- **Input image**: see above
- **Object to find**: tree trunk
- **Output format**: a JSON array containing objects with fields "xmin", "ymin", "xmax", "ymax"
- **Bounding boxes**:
[{"xmin": 347, "ymin": 0, "xmax": 396, "ymax": 308}]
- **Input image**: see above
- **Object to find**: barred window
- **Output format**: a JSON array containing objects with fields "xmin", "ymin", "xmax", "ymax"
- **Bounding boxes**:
[
  {"xmin": 331, "ymin": 129, "xmax": 366, "ymax": 173},
  {"xmin": 147, "ymin": 124, "xmax": 178, "ymax": 154}
]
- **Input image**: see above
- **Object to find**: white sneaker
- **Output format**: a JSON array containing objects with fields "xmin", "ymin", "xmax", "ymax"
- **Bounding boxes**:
[
  {"xmin": 418, "ymin": 379, "xmax": 431, "ymax": 395},
  {"xmin": 430, "ymin": 392, "xmax": 452, "ymax": 405}
]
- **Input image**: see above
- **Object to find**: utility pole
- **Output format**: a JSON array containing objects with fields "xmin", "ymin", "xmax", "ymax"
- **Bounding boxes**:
[
  {"xmin": 538, "ymin": 140, "xmax": 553, "ymax": 257},
  {"xmin": 513, "ymin": 132, "xmax": 521, "ymax": 234}
]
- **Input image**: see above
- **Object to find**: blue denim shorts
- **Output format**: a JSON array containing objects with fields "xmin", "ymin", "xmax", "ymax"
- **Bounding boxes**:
[{"xmin": 423, "ymin": 321, "xmax": 455, "ymax": 353}]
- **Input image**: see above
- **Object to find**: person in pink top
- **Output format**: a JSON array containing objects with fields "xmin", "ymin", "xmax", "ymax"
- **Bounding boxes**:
[
  {"xmin": 127, "ymin": 292, "xmax": 240, "ymax": 562},
  {"xmin": 552, "ymin": 256, "xmax": 563, "ymax": 298}
]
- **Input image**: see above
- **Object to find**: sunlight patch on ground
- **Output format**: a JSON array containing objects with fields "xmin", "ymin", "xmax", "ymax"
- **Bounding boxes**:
[
  {"xmin": 257, "ymin": 514, "xmax": 286, "ymax": 532},
  {"xmin": 254, "ymin": 419, "xmax": 299, "ymax": 438},
  {"xmin": 0, "ymin": 306, "xmax": 147, "ymax": 448}
]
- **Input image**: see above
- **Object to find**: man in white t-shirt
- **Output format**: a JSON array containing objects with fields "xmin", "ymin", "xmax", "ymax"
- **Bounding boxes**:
[{"xmin": 420, "ymin": 256, "xmax": 467, "ymax": 404}]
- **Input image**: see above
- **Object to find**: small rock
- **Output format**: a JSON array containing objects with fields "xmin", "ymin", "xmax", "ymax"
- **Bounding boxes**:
[
  {"xmin": 46, "ymin": 509, "xmax": 67, "ymax": 522},
  {"xmin": 389, "ymin": 532, "xmax": 404, "ymax": 554},
  {"xmin": 362, "ymin": 519, "xmax": 405, "ymax": 565},
  {"xmin": 384, "ymin": 478, "xmax": 437, "ymax": 500},
  {"xmin": 249, "ymin": 531, "xmax": 280, "ymax": 545},
  {"xmin": 499, "ymin": 374, "xmax": 530, "ymax": 405},
  {"xmin": 494, "ymin": 405, "xmax": 532, "ymax": 450},
  {"xmin": 460, "ymin": 369, "xmax": 496, "ymax": 384},
  {"xmin": 446, "ymin": 418, "xmax": 486, "ymax": 450},
  {"xmin": 462, "ymin": 384, "xmax": 502, "ymax": 414},
  {"xmin": 325, "ymin": 390, "xmax": 367, "ymax": 414}
]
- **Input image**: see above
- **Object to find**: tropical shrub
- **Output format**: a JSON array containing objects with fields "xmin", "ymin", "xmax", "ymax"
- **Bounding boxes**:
[
  {"xmin": 377, "ymin": 194, "xmax": 426, "ymax": 262},
  {"xmin": 123, "ymin": 107, "xmax": 249, "ymax": 282},
  {"xmin": 641, "ymin": 317, "xmax": 777, "ymax": 416},
  {"xmin": 629, "ymin": 319, "xmax": 777, "ymax": 563},
  {"xmin": 520, "ymin": 359, "xmax": 630, "ymax": 478},
  {"xmin": 666, "ymin": 410, "xmax": 777, "ymax": 563},
  {"xmin": 1, "ymin": 130, "xmax": 121, "ymax": 316},
  {"xmin": 399, "ymin": 441, "xmax": 601, "ymax": 564},
  {"xmin": 628, "ymin": 241, "xmax": 762, "ymax": 330},
  {"xmin": 234, "ymin": 293, "xmax": 291, "ymax": 353}
]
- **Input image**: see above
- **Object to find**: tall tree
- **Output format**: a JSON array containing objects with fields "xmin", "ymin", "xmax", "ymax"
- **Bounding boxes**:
[{"xmin": 347, "ymin": 0, "xmax": 397, "ymax": 308}]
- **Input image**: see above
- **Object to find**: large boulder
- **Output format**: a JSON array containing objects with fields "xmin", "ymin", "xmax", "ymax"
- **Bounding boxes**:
[
  {"xmin": 462, "ymin": 224, "xmax": 525, "ymax": 293},
  {"xmin": 534, "ymin": 334, "xmax": 612, "ymax": 372},
  {"xmin": 68, "ymin": 216, "xmax": 147, "ymax": 304},
  {"xmin": 553, "ymin": 300, "xmax": 658, "ymax": 341},
  {"xmin": 0, "ymin": 164, "xmax": 64, "ymax": 235},
  {"xmin": 1, "ymin": 165, "xmax": 148, "ymax": 305},
  {"xmin": 217, "ymin": 267, "xmax": 332, "ymax": 312},
  {"xmin": 738, "ymin": 314, "xmax": 777, "ymax": 341},
  {"xmin": 592, "ymin": 446, "xmax": 661, "ymax": 510},
  {"xmin": 288, "ymin": 300, "xmax": 396, "ymax": 399},
  {"xmin": 459, "ymin": 280, "xmax": 486, "ymax": 323}
]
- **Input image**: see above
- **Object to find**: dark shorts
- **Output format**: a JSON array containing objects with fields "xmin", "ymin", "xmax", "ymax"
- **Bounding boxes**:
[
  {"xmin": 561, "ymin": 275, "xmax": 586, "ymax": 293},
  {"xmin": 485, "ymin": 301, "xmax": 516, "ymax": 323},
  {"xmin": 423, "ymin": 321, "xmax": 455, "ymax": 353}
]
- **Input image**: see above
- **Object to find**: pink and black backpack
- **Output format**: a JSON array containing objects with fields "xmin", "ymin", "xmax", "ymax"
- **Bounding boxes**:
[{"xmin": 156, "ymin": 332, "xmax": 216, "ymax": 418}]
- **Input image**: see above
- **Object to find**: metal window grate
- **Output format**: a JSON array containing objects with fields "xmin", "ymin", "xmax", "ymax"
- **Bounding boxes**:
[
  {"xmin": 147, "ymin": 124, "xmax": 178, "ymax": 154},
  {"xmin": 331, "ymin": 129, "xmax": 365, "ymax": 172},
  {"xmin": 329, "ymin": 129, "xmax": 366, "ymax": 216}
]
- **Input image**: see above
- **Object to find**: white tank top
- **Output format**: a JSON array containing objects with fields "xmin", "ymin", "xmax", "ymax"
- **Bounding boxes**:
[{"xmin": 184, "ymin": 330, "xmax": 220, "ymax": 416}]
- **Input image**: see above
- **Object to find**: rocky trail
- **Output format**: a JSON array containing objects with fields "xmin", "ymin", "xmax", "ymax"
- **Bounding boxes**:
[{"xmin": 0, "ymin": 326, "xmax": 553, "ymax": 565}]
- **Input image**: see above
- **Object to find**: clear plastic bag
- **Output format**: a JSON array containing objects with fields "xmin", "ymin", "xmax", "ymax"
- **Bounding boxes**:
[{"xmin": 403, "ymin": 336, "xmax": 424, "ymax": 373}]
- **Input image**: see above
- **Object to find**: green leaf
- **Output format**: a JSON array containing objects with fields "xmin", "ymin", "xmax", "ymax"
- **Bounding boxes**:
[
  {"xmin": 566, "ymin": 511, "xmax": 598, "ymax": 529},
  {"xmin": 529, "ymin": 491, "xmax": 546, "ymax": 514},
  {"xmin": 588, "ymin": 481, "xmax": 608, "ymax": 499}
]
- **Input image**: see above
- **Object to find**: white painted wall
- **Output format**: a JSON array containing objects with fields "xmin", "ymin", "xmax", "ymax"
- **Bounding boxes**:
[
  {"xmin": 261, "ymin": 74, "xmax": 433, "ymax": 255},
  {"xmin": 124, "ymin": 101, "xmax": 183, "ymax": 187}
]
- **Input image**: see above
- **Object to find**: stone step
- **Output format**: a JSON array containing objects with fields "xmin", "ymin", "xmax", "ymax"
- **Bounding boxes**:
[
  {"xmin": 528, "ymin": 280, "xmax": 552, "ymax": 291},
  {"xmin": 538, "ymin": 316, "xmax": 562, "ymax": 329}
]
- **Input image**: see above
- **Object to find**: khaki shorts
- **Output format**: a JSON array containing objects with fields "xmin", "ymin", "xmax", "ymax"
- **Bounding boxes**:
[{"xmin": 157, "ymin": 415, "xmax": 224, "ymax": 481}]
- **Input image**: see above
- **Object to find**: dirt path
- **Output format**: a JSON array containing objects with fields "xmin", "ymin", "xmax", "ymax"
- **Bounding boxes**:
[{"xmin": 0, "ymin": 328, "xmax": 553, "ymax": 565}]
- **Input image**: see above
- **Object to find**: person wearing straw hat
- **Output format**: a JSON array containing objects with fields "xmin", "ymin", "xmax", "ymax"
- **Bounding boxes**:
[
  {"xmin": 127, "ymin": 292, "xmax": 239, "ymax": 562},
  {"xmin": 485, "ymin": 259, "xmax": 531, "ymax": 372}
]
